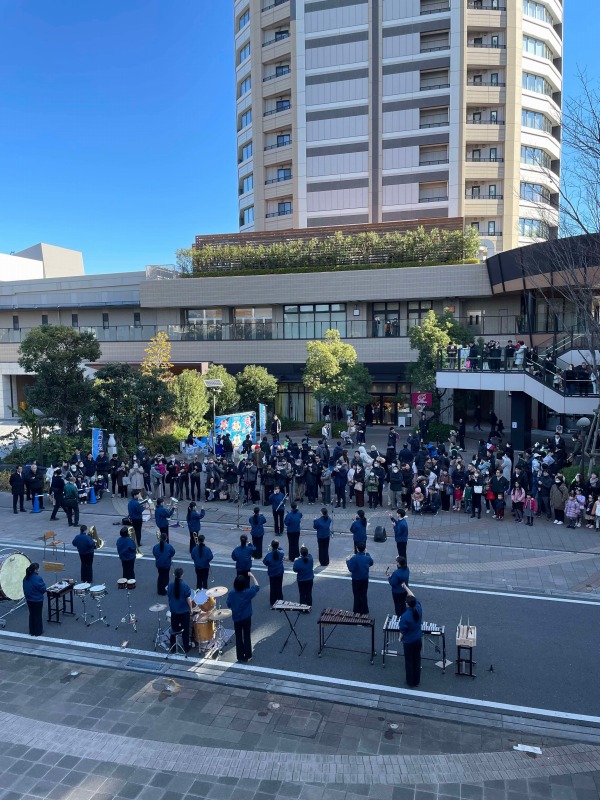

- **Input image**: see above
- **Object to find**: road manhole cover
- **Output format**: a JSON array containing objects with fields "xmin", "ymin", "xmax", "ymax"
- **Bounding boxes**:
[{"xmin": 274, "ymin": 710, "xmax": 323, "ymax": 738}]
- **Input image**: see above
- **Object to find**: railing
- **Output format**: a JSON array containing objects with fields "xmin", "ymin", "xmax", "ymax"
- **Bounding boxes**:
[
  {"xmin": 420, "ymin": 5, "xmax": 451, "ymax": 13},
  {"xmin": 265, "ymin": 175, "xmax": 292, "ymax": 184},
  {"xmin": 467, "ymin": 80, "xmax": 506, "ymax": 86},
  {"xmin": 265, "ymin": 209, "xmax": 293, "ymax": 218},
  {"xmin": 465, "ymin": 193, "xmax": 504, "ymax": 200},
  {"xmin": 420, "ymin": 45, "xmax": 451, "ymax": 53},
  {"xmin": 264, "ymin": 140, "xmax": 291, "ymax": 150},
  {"xmin": 263, "ymin": 33, "xmax": 290, "ymax": 46},
  {"xmin": 264, "ymin": 105, "xmax": 291, "ymax": 116},
  {"xmin": 467, "ymin": 1, "xmax": 507, "ymax": 8},
  {"xmin": 419, "ymin": 121, "xmax": 449, "ymax": 128},
  {"xmin": 262, "ymin": 0, "xmax": 289, "ymax": 10},
  {"xmin": 418, "ymin": 196, "xmax": 449, "ymax": 203},
  {"xmin": 263, "ymin": 70, "xmax": 290, "ymax": 82},
  {"xmin": 468, "ymin": 43, "xmax": 506, "ymax": 48},
  {"xmin": 420, "ymin": 82, "xmax": 450, "ymax": 90},
  {"xmin": 466, "ymin": 156, "xmax": 504, "ymax": 162},
  {"xmin": 467, "ymin": 119, "xmax": 505, "ymax": 125},
  {"xmin": 419, "ymin": 158, "xmax": 449, "ymax": 165}
]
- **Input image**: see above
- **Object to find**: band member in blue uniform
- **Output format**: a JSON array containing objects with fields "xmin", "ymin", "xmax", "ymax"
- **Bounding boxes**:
[
  {"xmin": 72, "ymin": 524, "xmax": 96, "ymax": 583},
  {"xmin": 23, "ymin": 562, "xmax": 46, "ymax": 637},
  {"xmin": 226, "ymin": 571, "xmax": 260, "ymax": 662},
  {"xmin": 263, "ymin": 539, "xmax": 285, "ymax": 605},
  {"xmin": 345, "ymin": 541, "xmax": 373, "ymax": 615},
  {"xmin": 152, "ymin": 532, "xmax": 175, "ymax": 595},
  {"xmin": 190, "ymin": 534, "xmax": 214, "ymax": 589}
]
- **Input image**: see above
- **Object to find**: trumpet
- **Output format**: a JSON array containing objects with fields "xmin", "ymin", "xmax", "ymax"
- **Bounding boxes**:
[
  {"xmin": 89, "ymin": 524, "xmax": 104, "ymax": 550},
  {"xmin": 128, "ymin": 526, "xmax": 144, "ymax": 559},
  {"xmin": 166, "ymin": 497, "xmax": 179, "ymax": 511}
]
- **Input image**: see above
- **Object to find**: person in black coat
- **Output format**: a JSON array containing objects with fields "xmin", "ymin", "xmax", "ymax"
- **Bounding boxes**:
[{"xmin": 9, "ymin": 466, "xmax": 26, "ymax": 514}]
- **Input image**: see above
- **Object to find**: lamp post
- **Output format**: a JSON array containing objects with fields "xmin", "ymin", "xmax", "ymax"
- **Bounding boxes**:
[
  {"xmin": 577, "ymin": 416, "xmax": 591, "ymax": 476},
  {"xmin": 32, "ymin": 408, "xmax": 44, "ymax": 467},
  {"xmin": 203, "ymin": 378, "xmax": 224, "ymax": 445}
]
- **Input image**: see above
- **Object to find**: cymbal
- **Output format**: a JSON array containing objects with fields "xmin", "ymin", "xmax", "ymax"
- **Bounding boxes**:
[
  {"xmin": 206, "ymin": 586, "xmax": 228, "ymax": 598},
  {"xmin": 149, "ymin": 603, "xmax": 167, "ymax": 612},
  {"xmin": 208, "ymin": 608, "xmax": 232, "ymax": 621}
]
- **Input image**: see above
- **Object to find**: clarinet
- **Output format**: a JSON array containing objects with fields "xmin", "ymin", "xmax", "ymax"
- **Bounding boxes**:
[{"xmin": 276, "ymin": 493, "xmax": 288, "ymax": 512}]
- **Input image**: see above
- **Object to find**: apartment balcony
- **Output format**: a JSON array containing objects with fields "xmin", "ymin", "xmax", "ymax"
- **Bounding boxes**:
[
  {"xmin": 263, "ymin": 108, "xmax": 293, "ymax": 133},
  {"xmin": 264, "ymin": 140, "xmax": 292, "ymax": 165},
  {"xmin": 420, "ymin": 3, "xmax": 450, "ymax": 14},
  {"xmin": 262, "ymin": 0, "xmax": 288, "ymax": 11},
  {"xmin": 464, "ymin": 158, "xmax": 504, "ymax": 180},
  {"xmin": 418, "ymin": 158, "xmax": 449, "ymax": 166},
  {"xmin": 466, "ymin": 4, "xmax": 506, "ymax": 28},
  {"xmin": 265, "ymin": 208, "xmax": 293, "ymax": 218},
  {"xmin": 464, "ymin": 196, "xmax": 503, "ymax": 215},
  {"xmin": 262, "ymin": 33, "xmax": 290, "ymax": 48},
  {"xmin": 420, "ymin": 45, "xmax": 451, "ymax": 54},
  {"xmin": 418, "ymin": 195, "xmax": 449, "ymax": 203},
  {"xmin": 466, "ymin": 83, "xmax": 505, "ymax": 104},
  {"xmin": 419, "ymin": 82, "xmax": 451, "ymax": 92},
  {"xmin": 262, "ymin": 69, "xmax": 291, "ymax": 84},
  {"xmin": 263, "ymin": 103, "xmax": 291, "ymax": 117},
  {"xmin": 264, "ymin": 176, "xmax": 293, "ymax": 200},
  {"xmin": 465, "ymin": 47, "xmax": 506, "ymax": 67},
  {"xmin": 261, "ymin": 0, "xmax": 290, "ymax": 26}
]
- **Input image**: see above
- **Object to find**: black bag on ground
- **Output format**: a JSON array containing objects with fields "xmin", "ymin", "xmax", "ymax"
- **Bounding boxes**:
[{"xmin": 373, "ymin": 525, "xmax": 387, "ymax": 543}]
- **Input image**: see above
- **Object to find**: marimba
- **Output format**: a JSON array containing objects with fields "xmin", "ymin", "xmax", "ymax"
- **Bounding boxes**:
[
  {"xmin": 317, "ymin": 607, "xmax": 376, "ymax": 664},
  {"xmin": 271, "ymin": 600, "xmax": 311, "ymax": 654},
  {"xmin": 382, "ymin": 615, "xmax": 447, "ymax": 671}
]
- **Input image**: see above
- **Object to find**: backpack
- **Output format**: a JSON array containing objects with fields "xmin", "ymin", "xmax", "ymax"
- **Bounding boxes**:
[
  {"xmin": 367, "ymin": 474, "xmax": 379, "ymax": 492},
  {"xmin": 373, "ymin": 526, "xmax": 387, "ymax": 543}
]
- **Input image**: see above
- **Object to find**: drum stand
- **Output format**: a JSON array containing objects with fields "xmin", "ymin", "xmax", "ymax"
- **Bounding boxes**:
[
  {"xmin": 75, "ymin": 593, "xmax": 94, "ymax": 625},
  {"xmin": 115, "ymin": 588, "xmax": 137, "ymax": 632},
  {"xmin": 166, "ymin": 629, "xmax": 188, "ymax": 659},
  {"xmin": 152, "ymin": 607, "xmax": 166, "ymax": 651},
  {"xmin": 87, "ymin": 594, "xmax": 110, "ymax": 628}
]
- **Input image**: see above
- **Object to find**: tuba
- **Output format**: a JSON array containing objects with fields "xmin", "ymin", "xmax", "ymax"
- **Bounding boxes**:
[
  {"xmin": 128, "ymin": 526, "xmax": 144, "ymax": 559},
  {"xmin": 89, "ymin": 524, "xmax": 104, "ymax": 550}
]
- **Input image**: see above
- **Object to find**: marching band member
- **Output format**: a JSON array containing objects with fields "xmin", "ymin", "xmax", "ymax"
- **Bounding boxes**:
[
  {"xmin": 345, "ymin": 541, "xmax": 373, "ymax": 615},
  {"xmin": 186, "ymin": 501, "xmax": 206, "ymax": 553},
  {"xmin": 249, "ymin": 506, "xmax": 267, "ymax": 559},
  {"xmin": 399, "ymin": 584, "xmax": 423, "ymax": 688},
  {"xmin": 226, "ymin": 571, "xmax": 260, "ymax": 663},
  {"xmin": 268, "ymin": 485, "xmax": 286, "ymax": 536},
  {"xmin": 388, "ymin": 556, "xmax": 410, "ymax": 617},
  {"xmin": 167, "ymin": 567, "xmax": 193, "ymax": 653},
  {"xmin": 190, "ymin": 534, "xmax": 214, "ymax": 589},
  {"xmin": 231, "ymin": 534, "xmax": 256, "ymax": 589},
  {"xmin": 127, "ymin": 489, "xmax": 144, "ymax": 546},
  {"xmin": 313, "ymin": 507, "xmax": 332, "ymax": 567},
  {"xmin": 116, "ymin": 526, "xmax": 137, "ymax": 580},
  {"xmin": 293, "ymin": 545, "xmax": 314, "ymax": 608},
  {"xmin": 350, "ymin": 510, "xmax": 368, "ymax": 554},
  {"xmin": 262, "ymin": 539, "xmax": 285, "ymax": 606},
  {"xmin": 152, "ymin": 531, "xmax": 175, "ymax": 596},
  {"xmin": 389, "ymin": 509, "xmax": 409, "ymax": 560},
  {"xmin": 23, "ymin": 562, "xmax": 46, "ymax": 637},
  {"xmin": 72, "ymin": 524, "xmax": 96, "ymax": 583},
  {"xmin": 284, "ymin": 502, "xmax": 302, "ymax": 562},
  {"xmin": 154, "ymin": 498, "xmax": 174, "ymax": 543}
]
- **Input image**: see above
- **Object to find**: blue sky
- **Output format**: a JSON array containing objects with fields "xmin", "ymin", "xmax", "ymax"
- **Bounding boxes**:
[{"xmin": 0, "ymin": 1, "xmax": 596, "ymax": 274}]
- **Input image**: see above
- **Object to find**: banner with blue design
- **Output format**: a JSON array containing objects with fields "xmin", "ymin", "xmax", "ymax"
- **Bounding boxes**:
[
  {"xmin": 258, "ymin": 403, "xmax": 267, "ymax": 437},
  {"xmin": 91, "ymin": 428, "xmax": 104, "ymax": 459},
  {"xmin": 215, "ymin": 411, "xmax": 256, "ymax": 450}
]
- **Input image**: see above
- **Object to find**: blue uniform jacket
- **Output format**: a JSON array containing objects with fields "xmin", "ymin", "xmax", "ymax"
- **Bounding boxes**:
[
  {"xmin": 388, "ymin": 566, "xmax": 410, "ymax": 594},
  {"xmin": 268, "ymin": 492, "xmax": 286, "ymax": 512},
  {"xmin": 399, "ymin": 601, "xmax": 422, "ymax": 644},
  {"xmin": 350, "ymin": 519, "xmax": 367, "ymax": 544},
  {"xmin": 346, "ymin": 551, "xmax": 373, "ymax": 581},
  {"xmin": 167, "ymin": 580, "xmax": 192, "ymax": 615},
  {"xmin": 152, "ymin": 542, "xmax": 175, "ymax": 570},
  {"xmin": 231, "ymin": 543, "xmax": 256, "ymax": 571},
  {"xmin": 249, "ymin": 514, "xmax": 267, "ymax": 538},
  {"xmin": 23, "ymin": 574, "xmax": 46, "ymax": 603},
  {"xmin": 284, "ymin": 509, "xmax": 302, "ymax": 532},
  {"xmin": 127, "ymin": 498, "xmax": 144, "ymax": 521},
  {"xmin": 263, "ymin": 549, "xmax": 285, "ymax": 577},
  {"xmin": 72, "ymin": 532, "xmax": 95, "ymax": 555},
  {"xmin": 391, "ymin": 517, "xmax": 408, "ymax": 543},
  {"xmin": 226, "ymin": 584, "xmax": 260, "ymax": 622},
  {"xmin": 155, "ymin": 506, "xmax": 174, "ymax": 528},
  {"xmin": 187, "ymin": 508, "xmax": 206, "ymax": 533},
  {"xmin": 313, "ymin": 516, "xmax": 332, "ymax": 539},
  {"xmin": 117, "ymin": 536, "xmax": 137, "ymax": 561},
  {"xmin": 293, "ymin": 555, "xmax": 314, "ymax": 582},
  {"xmin": 191, "ymin": 544, "xmax": 214, "ymax": 570}
]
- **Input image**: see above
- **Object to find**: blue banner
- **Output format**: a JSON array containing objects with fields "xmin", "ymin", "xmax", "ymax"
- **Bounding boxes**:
[
  {"xmin": 215, "ymin": 411, "xmax": 256, "ymax": 450},
  {"xmin": 91, "ymin": 428, "xmax": 104, "ymax": 459},
  {"xmin": 258, "ymin": 403, "xmax": 267, "ymax": 437}
]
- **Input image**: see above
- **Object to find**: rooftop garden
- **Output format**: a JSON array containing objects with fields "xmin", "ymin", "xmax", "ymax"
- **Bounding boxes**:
[{"xmin": 182, "ymin": 227, "xmax": 480, "ymax": 278}]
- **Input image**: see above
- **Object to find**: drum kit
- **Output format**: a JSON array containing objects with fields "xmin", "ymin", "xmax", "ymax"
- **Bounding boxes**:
[
  {"xmin": 191, "ymin": 585, "xmax": 232, "ymax": 656},
  {"xmin": 115, "ymin": 578, "xmax": 137, "ymax": 632},
  {"xmin": 86, "ymin": 584, "xmax": 110, "ymax": 628}
]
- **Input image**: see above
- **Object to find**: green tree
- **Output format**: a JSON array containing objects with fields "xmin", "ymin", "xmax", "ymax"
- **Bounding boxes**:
[
  {"xmin": 18, "ymin": 326, "xmax": 101, "ymax": 433},
  {"xmin": 137, "ymin": 371, "xmax": 176, "ymax": 438},
  {"xmin": 141, "ymin": 331, "xmax": 173, "ymax": 380},
  {"xmin": 303, "ymin": 329, "xmax": 372, "ymax": 411},
  {"xmin": 204, "ymin": 364, "xmax": 239, "ymax": 415},
  {"xmin": 172, "ymin": 370, "xmax": 210, "ymax": 429},
  {"xmin": 236, "ymin": 365, "xmax": 278, "ymax": 411},
  {"xmin": 91, "ymin": 363, "xmax": 143, "ymax": 453}
]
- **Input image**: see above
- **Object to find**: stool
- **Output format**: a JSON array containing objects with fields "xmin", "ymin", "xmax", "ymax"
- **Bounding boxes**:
[
  {"xmin": 456, "ymin": 644, "xmax": 476, "ymax": 677},
  {"xmin": 166, "ymin": 629, "xmax": 188, "ymax": 659}
]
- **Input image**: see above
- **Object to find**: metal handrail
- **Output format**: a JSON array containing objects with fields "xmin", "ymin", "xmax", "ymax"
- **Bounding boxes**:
[
  {"xmin": 466, "ymin": 156, "xmax": 504, "ymax": 162},
  {"xmin": 263, "ymin": 33, "xmax": 290, "ymax": 47},
  {"xmin": 418, "ymin": 196, "xmax": 449, "ymax": 202},
  {"xmin": 262, "ymin": 0, "xmax": 289, "ymax": 10},
  {"xmin": 263, "ymin": 70, "xmax": 290, "ymax": 82},
  {"xmin": 264, "ymin": 139, "xmax": 291, "ymax": 150},
  {"xmin": 265, "ymin": 209, "xmax": 292, "ymax": 217},
  {"xmin": 467, "ymin": 81, "xmax": 506, "ymax": 86},
  {"xmin": 467, "ymin": 119, "xmax": 505, "ymax": 124},
  {"xmin": 420, "ymin": 45, "xmax": 450, "ymax": 52},
  {"xmin": 419, "ymin": 121, "xmax": 449, "ymax": 128},
  {"xmin": 419, "ymin": 158, "xmax": 449, "ymax": 165},
  {"xmin": 264, "ymin": 104, "xmax": 291, "ymax": 116},
  {"xmin": 420, "ymin": 82, "xmax": 450, "ymax": 90},
  {"xmin": 465, "ymin": 193, "xmax": 504, "ymax": 200},
  {"xmin": 420, "ymin": 5, "xmax": 451, "ymax": 13},
  {"xmin": 265, "ymin": 175, "xmax": 292, "ymax": 184}
]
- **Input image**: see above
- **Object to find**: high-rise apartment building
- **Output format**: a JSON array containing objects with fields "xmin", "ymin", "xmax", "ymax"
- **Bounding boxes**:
[{"xmin": 234, "ymin": 0, "xmax": 562, "ymax": 252}]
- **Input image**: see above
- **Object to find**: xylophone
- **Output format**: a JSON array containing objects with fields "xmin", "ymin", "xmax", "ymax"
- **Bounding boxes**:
[
  {"xmin": 317, "ymin": 607, "xmax": 376, "ymax": 664},
  {"xmin": 382, "ymin": 615, "xmax": 446, "ymax": 671},
  {"xmin": 272, "ymin": 599, "xmax": 311, "ymax": 654}
]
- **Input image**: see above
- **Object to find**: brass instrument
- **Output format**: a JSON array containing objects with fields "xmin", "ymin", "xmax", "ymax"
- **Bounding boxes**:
[
  {"xmin": 166, "ymin": 497, "xmax": 179, "ymax": 511},
  {"xmin": 127, "ymin": 526, "xmax": 144, "ymax": 559},
  {"xmin": 89, "ymin": 524, "xmax": 104, "ymax": 550}
]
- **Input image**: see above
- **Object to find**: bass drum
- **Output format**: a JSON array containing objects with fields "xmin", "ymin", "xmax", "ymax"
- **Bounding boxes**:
[{"xmin": 0, "ymin": 552, "xmax": 32, "ymax": 600}]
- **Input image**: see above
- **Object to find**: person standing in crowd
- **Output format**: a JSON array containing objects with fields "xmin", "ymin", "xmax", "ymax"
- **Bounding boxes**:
[
  {"xmin": 550, "ymin": 475, "xmax": 568, "ymax": 525},
  {"xmin": 346, "ymin": 541, "xmax": 373, "ymax": 615},
  {"xmin": 389, "ymin": 509, "xmax": 408, "ymax": 559},
  {"xmin": 190, "ymin": 533, "xmax": 214, "ymax": 589},
  {"xmin": 72, "ymin": 524, "xmax": 96, "ymax": 584},
  {"xmin": 249, "ymin": 506, "xmax": 267, "ymax": 559},
  {"xmin": 263, "ymin": 539, "xmax": 285, "ymax": 606},
  {"xmin": 49, "ymin": 468, "xmax": 67, "ymax": 521},
  {"xmin": 350, "ymin": 510, "xmax": 368, "ymax": 554},
  {"xmin": 23, "ymin": 562, "xmax": 46, "ymax": 637},
  {"xmin": 117, "ymin": 526, "xmax": 137, "ymax": 579},
  {"xmin": 127, "ymin": 489, "xmax": 144, "ymax": 546},
  {"xmin": 186, "ymin": 501, "xmax": 206, "ymax": 553},
  {"xmin": 63, "ymin": 477, "xmax": 80, "ymax": 526},
  {"xmin": 388, "ymin": 556, "xmax": 410, "ymax": 617},
  {"xmin": 313, "ymin": 507, "xmax": 332, "ymax": 567},
  {"xmin": 468, "ymin": 469, "xmax": 484, "ymax": 520},
  {"xmin": 473, "ymin": 405, "xmax": 482, "ymax": 431},
  {"xmin": 154, "ymin": 498, "xmax": 174, "ymax": 543},
  {"xmin": 226, "ymin": 571, "xmax": 260, "ymax": 662},
  {"xmin": 167, "ymin": 567, "xmax": 193, "ymax": 653},
  {"xmin": 523, "ymin": 491, "xmax": 537, "ymax": 526},
  {"xmin": 231, "ymin": 534, "xmax": 256, "ymax": 588},
  {"xmin": 153, "ymin": 531, "xmax": 175, "ymax": 595},
  {"xmin": 270, "ymin": 414, "xmax": 281, "ymax": 443},
  {"xmin": 190, "ymin": 457, "xmax": 202, "ymax": 501},
  {"xmin": 399, "ymin": 584, "xmax": 423, "ymax": 688},
  {"xmin": 284, "ymin": 502, "xmax": 302, "ymax": 562},
  {"xmin": 293, "ymin": 545, "xmax": 314, "ymax": 607},
  {"xmin": 9, "ymin": 465, "xmax": 26, "ymax": 514},
  {"xmin": 457, "ymin": 418, "xmax": 466, "ymax": 451},
  {"xmin": 25, "ymin": 464, "xmax": 45, "ymax": 510},
  {"xmin": 268, "ymin": 485, "xmax": 286, "ymax": 536}
]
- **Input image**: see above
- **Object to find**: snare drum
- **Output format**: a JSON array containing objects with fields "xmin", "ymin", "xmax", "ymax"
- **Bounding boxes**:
[
  {"xmin": 0, "ymin": 552, "xmax": 31, "ymax": 601},
  {"xmin": 89, "ymin": 584, "xmax": 107, "ymax": 599},
  {"xmin": 73, "ymin": 582, "xmax": 91, "ymax": 598},
  {"xmin": 127, "ymin": 579, "xmax": 136, "ymax": 591},
  {"xmin": 198, "ymin": 593, "xmax": 216, "ymax": 614},
  {"xmin": 117, "ymin": 578, "xmax": 127, "ymax": 590}
]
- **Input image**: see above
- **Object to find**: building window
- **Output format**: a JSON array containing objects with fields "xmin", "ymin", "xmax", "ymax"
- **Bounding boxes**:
[
  {"xmin": 41, "ymin": 315, "xmax": 48, "ymax": 326},
  {"xmin": 522, "ymin": 72, "xmax": 552, "ymax": 96},
  {"xmin": 241, "ymin": 142, "xmax": 253, "ymax": 162},
  {"xmin": 276, "ymin": 133, "xmax": 291, "ymax": 146},
  {"xmin": 277, "ymin": 167, "xmax": 292, "ymax": 181},
  {"xmin": 489, "ymin": 147, "xmax": 498, "ymax": 161},
  {"xmin": 238, "ymin": 42, "xmax": 250, "ymax": 64},
  {"xmin": 102, "ymin": 312, "xmax": 109, "ymax": 329},
  {"xmin": 242, "ymin": 206, "xmax": 255, "ymax": 226},
  {"xmin": 519, "ymin": 217, "xmax": 549, "ymax": 237},
  {"xmin": 520, "ymin": 182, "xmax": 551, "ymax": 202},
  {"xmin": 488, "ymin": 221, "xmax": 496, "ymax": 235},
  {"xmin": 184, "ymin": 309, "xmax": 223, "ymax": 341},
  {"xmin": 275, "ymin": 64, "xmax": 290, "ymax": 76},
  {"xmin": 407, "ymin": 301, "xmax": 433, "ymax": 328},
  {"xmin": 471, "ymin": 222, "xmax": 480, "ymax": 232},
  {"xmin": 240, "ymin": 108, "xmax": 252, "ymax": 130},
  {"xmin": 242, "ymin": 175, "xmax": 254, "ymax": 194},
  {"xmin": 239, "ymin": 75, "xmax": 252, "ymax": 97},
  {"xmin": 490, "ymin": 72, "xmax": 499, "ymax": 85},
  {"xmin": 12, "ymin": 315, "xmax": 19, "ymax": 331},
  {"xmin": 133, "ymin": 312, "xmax": 141, "ymax": 328},
  {"xmin": 372, "ymin": 303, "xmax": 400, "ymax": 338},
  {"xmin": 238, "ymin": 8, "xmax": 250, "ymax": 29},
  {"xmin": 274, "ymin": 29, "xmax": 289, "ymax": 41},
  {"xmin": 283, "ymin": 304, "xmax": 346, "ymax": 339},
  {"xmin": 523, "ymin": 0, "xmax": 554, "ymax": 25},
  {"xmin": 234, "ymin": 307, "xmax": 273, "ymax": 340},
  {"xmin": 521, "ymin": 145, "xmax": 551, "ymax": 168},
  {"xmin": 521, "ymin": 109, "xmax": 552, "ymax": 132},
  {"xmin": 523, "ymin": 35, "xmax": 553, "ymax": 61},
  {"xmin": 278, "ymin": 201, "xmax": 292, "ymax": 215},
  {"xmin": 275, "ymin": 98, "xmax": 291, "ymax": 112}
]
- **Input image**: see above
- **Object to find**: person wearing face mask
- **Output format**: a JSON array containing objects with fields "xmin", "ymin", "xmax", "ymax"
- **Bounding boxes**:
[
  {"xmin": 387, "ymin": 463, "xmax": 403, "ymax": 510},
  {"xmin": 550, "ymin": 475, "xmax": 568, "ymax": 525}
]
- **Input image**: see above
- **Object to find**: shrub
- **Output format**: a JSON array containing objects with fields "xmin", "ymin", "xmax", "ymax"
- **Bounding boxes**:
[
  {"xmin": 1, "ymin": 433, "xmax": 91, "ymax": 468},
  {"xmin": 425, "ymin": 422, "xmax": 453, "ymax": 443}
]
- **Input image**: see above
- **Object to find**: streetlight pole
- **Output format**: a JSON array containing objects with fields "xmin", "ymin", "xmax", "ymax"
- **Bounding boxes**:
[
  {"xmin": 204, "ymin": 378, "xmax": 224, "ymax": 447},
  {"xmin": 32, "ymin": 408, "xmax": 44, "ymax": 466}
]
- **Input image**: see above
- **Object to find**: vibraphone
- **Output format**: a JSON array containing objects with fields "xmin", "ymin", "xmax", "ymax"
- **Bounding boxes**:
[
  {"xmin": 382, "ymin": 615, "xmax": 447, "ymax": 671},
  {"xmin": 317, "ymin": 607, "xmax": 376, "ymax": 664},
  {"xmin": 272, "ymin": 599, "xmax": 311, "ymax": 654}
]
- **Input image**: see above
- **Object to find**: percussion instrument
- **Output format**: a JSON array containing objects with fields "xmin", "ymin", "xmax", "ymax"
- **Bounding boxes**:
[
  {"xmin": 87, "ymin": 584, "xmax": 109, "ymax": 627},
  {"xmin": 150, "ymin": 604, "xmax": 167, "ymax": 651},
  {"xmin": 89, "ymin": 584, "xmax": 107, "ymax": 599},
  {"xmin": 0, "ymin": 552, "xmax": 31, "ymax": 601},
  {"xmin": 127, "ymin": 579, "xmax": 136, "ymax": 591},
  {"xmin": 149, "ymin": 603, "xmax": 167, "ymax": 613},
  {"xmin": 193, "ymin": 615, "xmax": 215, "ymax": 643},
  {"xmin": 73, "ymin": 582, "xmax": 91, "ymax": 597},
  {"xmin": 208, "ymin": 608, "xmax": 232, "ymax": 621},
  {"xmin": 117, "ymin": 579, "xmax": 127, "ymax": 590},
  {"xmin": 272, "ymin": 600, "xmax": 310, "ymax": 613},
  {"xmin": 192, "ymin": 589, "xmax": 216, "ymax": 614},
  {"xmin": 271, "ymin": 600, "xmax": 309, "ymax": 654},
  {"xmin": 206, "ymin": 586, "xmax": 228, "ymax": 599},
  {"xmin": 382, "ymin": 615, "xmax": 446, "ymax": 671},
  {"xmin": 317, "ymin": 607, "xmax": 376, "ymax": 664}
]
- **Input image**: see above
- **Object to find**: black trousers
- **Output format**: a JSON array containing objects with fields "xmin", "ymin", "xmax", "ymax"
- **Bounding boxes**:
[
  {"xmin": 392, "ymin": 592, "xmax": 407, "ymax": 617},
  {"xmin": 335, "ymin": 487, "xmax": 346, "ymax": 507},
  {"xmin": 158, "ymin": 526, "xmax": 169, "ymax": 544},
  {"xmin": 190, "ymin": 475, "xmax": 201, "ymax": 500},
  {"xmin": 403, "ymin": 639, "xmax": 422, "ymax": 687},
  {"xmin": 396, "ymin": 541, "xmax": 407, "ymax": 560},
  {"xmin": 317, "ymin": 537, "xmax": 330, "ymax": 566},
  {"xmin": 27, "ymin": 600, "xmax": 44, "ymax": 636},
  {"xmin": 252, "ymin": 535, "xmax": 263, "ymax": 559},
  {"xmin": 268, "ymin": 574, "xmax": 284, "ymax": 606},
  {"xmin": 177, "ymin": 476, "xmax": 190, "ymax": 500},
  {"xmin": 131, "ymin": 519, "xmax": 143, "ymax": 546},
  {"xmin": 170, "ymin": 611, "xmax": 190, "ymax": 651},
  {"xmin": 121, "ymin": 559, "xmax": 135, "ymax": 580},
  {"xmin": 64, "ymin": 500, "xmax": 79, "ymax": 525},
  {"xmin": 245, "ymin": 482, "xmax": 257, "ymax": 502},
  {"xmin": 234, "ymin": 617, "xmax": 252, "ymax": 661},
  {"xmin": 287, "ymin": 532, "xmax": 300, "ymax": 561},
  {"xmin": 272, "ymin": 509, "xmax": 284, "ymax": 535},
  {"xmin": 156, "ymin": 566, "xmax": 170, "ymax": 595},
  {"xmin": 12, "ymin": 492, "xmax": 24, "ymax": 512},
  {"xmin": 471, "ymin": 495, "xmax": 482, "ymax": 518},
  {"xmin": 79, "ymin": 553, "xmax": 94, "ymax": 584},
  {"xmin": 351, "ymin": 579, "xmax": 369, "ymax": 615},
  {"xmin": 195, "ymin": 568, "xmax": 209, "ymax": 589},
  {"xmin": 298, "ymin": 579, "xmax": 313, "ymax": 607}
]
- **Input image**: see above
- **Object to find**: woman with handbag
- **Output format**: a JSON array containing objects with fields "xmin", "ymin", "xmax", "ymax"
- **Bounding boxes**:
[
  {"xmin": 352, "ymin": 463, "xmax": 365, "ymax": 508},
  {"xmin": 116, "ymin": 461, "xmax": 129, "ymax": 498},
  {"xmin": 468, "ymin": 469, "xmax": 484, "ymax": 519},
  {"xmin": 439, "ymin": 470, "xmax": 452, "ymax": 512}
]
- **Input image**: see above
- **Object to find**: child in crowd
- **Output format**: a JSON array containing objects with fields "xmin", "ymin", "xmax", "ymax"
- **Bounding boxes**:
[
  {"xmin": 511, "ymin": 482, "xmax": 525, "ymax": 523},
  {"xmin": 411, "ymin": 487, "xmax": 423, "ymax": 513},
  {"xmin": 564, "ymin": 491, "xmax": 580, "ymax": 529},
  {"xmin": 575, "ymin": 488, "xmax": 586, "ymax": 528},
  {"xmin": 523, "ymin": 492, "xmax": 537, "ymax": 526},
  {"xmin": 585, "ymin": 495, "xmax": 596, "ymax": 529},
  {"xmin": 495, "ymin": 492, "xmax": 505, "ymax": 520}
]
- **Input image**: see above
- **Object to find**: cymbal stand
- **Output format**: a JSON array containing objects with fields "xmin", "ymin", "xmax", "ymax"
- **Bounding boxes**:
[
  {"xmin": 87, "ymin": 593, "xmax": 110, "ymax": 628},
  {"xmin": 115, "ymin": 588, "xmax": 137, "ymax": 632},
  {"xmin": 152, "ymin": 607, "xmax": 165, "ymax": 651}
]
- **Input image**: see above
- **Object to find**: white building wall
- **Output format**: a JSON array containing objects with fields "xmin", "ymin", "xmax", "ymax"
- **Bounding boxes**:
[
  {"xmin": 307, "ymin": 114, "xmax": 369, "ymax": 142},
  {"xmin": 306, "ymin": 77, "xmax": 369, "ymax": 105},
  {"xmin": 307, "ymin": 151, "xmax": 369, "ymax": 177},
  {"xmin": 305, "ymin": 4, "xmax": 369, "ymax": 33},
  {"xmin": 0, "ymin": 254, "xmax": 43, "ymax": 282},
  {"xmin": 306, "ymin": 40, "xmax": 369, "ymax": 70}
]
